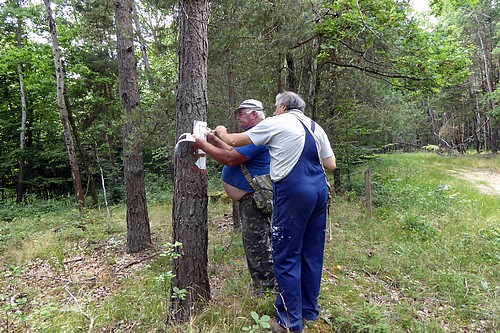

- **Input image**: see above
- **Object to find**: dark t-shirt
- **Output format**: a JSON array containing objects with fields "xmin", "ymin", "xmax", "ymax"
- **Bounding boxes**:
[{"xmin": 221, "ymin": 143, "xmax": 270, "ymax": 192}]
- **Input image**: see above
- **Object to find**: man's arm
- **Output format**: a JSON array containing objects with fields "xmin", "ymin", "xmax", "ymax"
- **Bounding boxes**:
[
  {"xmin": 194, "ymin": 135, "xmax": 247, "ymax": 166},
  {"xmin": 214, "ymin": 126, "xmax": 252, "ymax": 147},
  {"xmin": 205, "ymin": 133, "xmax": 232, "ymax": 149},
  {"xmin": 322, "ymin": 155, "xmax": 336, "ymax": 172}
]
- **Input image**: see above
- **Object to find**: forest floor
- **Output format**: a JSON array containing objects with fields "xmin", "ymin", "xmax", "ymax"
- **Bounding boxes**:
[
  {"xmin": 2, "ymin": 158, "xmax": 498, "ymax": 332},
  {"xmin": 449, "ymin": 168, "xmax": 500, "ymax": 195},
  {"xmin": 5, "ymin": 170, "xmax": 499, "ymax": 309},
  {"xmin": 2, "ymin": 235, "xmax": 162, "ymax": 322}
]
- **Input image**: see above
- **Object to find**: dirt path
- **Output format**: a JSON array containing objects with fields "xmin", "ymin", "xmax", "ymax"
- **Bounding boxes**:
[{"xmin": 448, "ymin": 169, "xmax": 500, "ymax": 195}]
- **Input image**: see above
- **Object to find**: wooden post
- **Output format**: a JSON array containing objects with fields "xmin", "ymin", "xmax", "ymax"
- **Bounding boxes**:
[{"xmin": 364, "ymin": 169, "xmax": 372, "ymax": 219}]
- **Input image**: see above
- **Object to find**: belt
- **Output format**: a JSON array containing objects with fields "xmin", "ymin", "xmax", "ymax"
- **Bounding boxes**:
[{"xmin": 238, "ymin": 192, "xmax": 254, "ymax": 202}]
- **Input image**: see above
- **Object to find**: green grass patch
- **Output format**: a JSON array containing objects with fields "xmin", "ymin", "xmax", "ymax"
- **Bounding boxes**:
[{"xmin": 0, "ymin": 152, "xmax": 498, "ymax": 332}]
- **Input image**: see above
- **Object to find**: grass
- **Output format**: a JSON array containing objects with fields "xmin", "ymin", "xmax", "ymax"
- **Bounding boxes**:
[{"xmin": 0, "ymin": 152, "xmax": 498, "ymax": 332}]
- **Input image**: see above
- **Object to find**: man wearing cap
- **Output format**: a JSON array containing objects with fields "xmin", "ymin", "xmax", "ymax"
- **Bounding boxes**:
[{"xmin": 193, "ymin": 99, "xmax": 275, "ymax": 295}]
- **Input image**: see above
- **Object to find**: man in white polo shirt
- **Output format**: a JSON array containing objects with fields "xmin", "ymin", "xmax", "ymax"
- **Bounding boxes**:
[{"xmin": 214, "ymin": 92, "xmax": 336, "ymax": 333}]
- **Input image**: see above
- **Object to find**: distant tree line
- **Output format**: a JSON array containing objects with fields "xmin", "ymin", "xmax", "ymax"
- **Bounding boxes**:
[{"xmin": 0, "ymin": 0, "xmax": 498, "ymax": 204}]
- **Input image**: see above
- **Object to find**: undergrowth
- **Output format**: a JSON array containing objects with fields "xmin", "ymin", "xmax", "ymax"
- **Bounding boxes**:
[{"xmin": 0, "ymin": 152, "xmax": 498, "ymax": 332}]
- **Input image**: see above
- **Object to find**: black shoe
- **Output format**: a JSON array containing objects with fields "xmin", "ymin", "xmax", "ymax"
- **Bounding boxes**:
[
  {"xmin": 269, "ymin": 318, "xmax": 303, "ymax": 333},
  {"xmin": 269, "ymin": 318, "xmax": 288, "ymax": 333}
]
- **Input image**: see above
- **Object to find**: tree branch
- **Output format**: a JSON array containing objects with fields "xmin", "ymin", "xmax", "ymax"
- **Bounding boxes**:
[{"xmin": 322, "ymin": 60, "xmax": 423, "ymax": 81}]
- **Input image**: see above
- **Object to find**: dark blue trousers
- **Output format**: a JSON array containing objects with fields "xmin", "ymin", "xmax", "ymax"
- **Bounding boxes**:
[{"xmin": 272, "ymin": 123, "xmax": 329, "ymax": 332}]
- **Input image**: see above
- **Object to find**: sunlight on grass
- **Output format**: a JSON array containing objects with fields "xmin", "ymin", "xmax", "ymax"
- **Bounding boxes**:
[{"xmin": 1, "ymin": 152, "xmax": 498, "ymax": 332}]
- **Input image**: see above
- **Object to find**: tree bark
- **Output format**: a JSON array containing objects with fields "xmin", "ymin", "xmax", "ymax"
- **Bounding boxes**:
[
  {"xmin": 67, "ymin": 105, "xmax": 98, "ymax": 206},
  {"xmin": 104, "ymin": 120, "xmax": 122, "ymax": 203},
  {"xmin": 132, "ymin": 0, "xmax": 154, "ymax": 89},
  {"xmin": 277, "ymin": 52, "xmax": 283, "ymax": 93},
  {"xmin": 43, "ymin": 0, "xmax": 85, "ymax": 207},
  {"xmin": 115, "ymin": 0, "xmax": 151, "ymax": 253},
  {"xmin": 226, "ymin": 48, "xmax": 240, "ymax": 229},
  {"xmin": 171, "ymin": 0, "xmax": 210, "ymax": 322},
  {"xmin": 307, "ymin": 37, "xmax": 321, "ymax": 121},
  {"xmin": 286, "ymin": 52, "xmax": 297, "ymax": 92},
  {"xmin": 427, "ymin": 105, "xmax": 440, "ymax": 146},
  {"xmin": 16, "ymin": 8, "xmax": 27, "ymax": 204},
  {"xmin": 476, "ymin": 12, "xmax": 497, "ymax": 153}
]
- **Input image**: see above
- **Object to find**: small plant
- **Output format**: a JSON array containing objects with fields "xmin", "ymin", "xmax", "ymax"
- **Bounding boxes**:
[
  {"xmin": 159, "ymin": 241, "xmax": 183, "ymax": 259},
  {"xmin": 400, "ymin": 214, "xmax": 437, "ymax": 240},
  {"xmin": 4, "ymin": 265, "xmax": 26, "ymax": 278},
  {"xmin": 242, "ymin": 311, "xmax": 271, "ymax": 333},
  {"xmin": 334, "ymin": 304, "xmax": 391, "ymax": 333},
  {"xmin": 156, "ymin": 242, "xmax": 188, "ymax": 322},
  {"xmin": 171, "ymin": 286, "xmax": 187, "ymax": 300}
]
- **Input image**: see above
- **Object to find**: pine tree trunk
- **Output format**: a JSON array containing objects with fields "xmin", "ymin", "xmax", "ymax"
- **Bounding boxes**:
[
  {"xmin": 307, "ymin": 37, "xmax": 321, "ymax": 121},
  {"xmin": 226, "ymin": 48, "xmax": 240, "ymax": 228},
  {"xmin": 477, "ymin": 19, "xmax": 497, "ymax": 153},
  {"xmin": 68, "ymin": 106, "xmax": 98, "ymax": 206},
  {"xmin": 104, "ymin": 120, "xmax": 122, "ymax": 202},
  {"xmin": 132, "ymin": 0, "xmax": 154, "ymax": 88},
  {"xmin": 286, "ymin": 52, "xmax": 297, "ymax": 92},
  {"xmin": 43, "ymin": 0, "xmax": 85, "ymax": 207},
  {"xmin": 171, "ymin": 0, "xmax": 210, "ymax": 322},
  {"xmin": 115, "ymin": 0, "xmax": 151, "ymax": 253}
]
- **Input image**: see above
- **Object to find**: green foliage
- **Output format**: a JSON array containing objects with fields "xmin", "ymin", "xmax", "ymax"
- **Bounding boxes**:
[
  {"xmin": 334, "ymin": 303, "xmax": 391, "ymax": 333},
  {"xmin": 0, "ymin": 153, "xmax": 498, "ymax": 331},
  {"xmin": 316, "ymin": 0, "xmax": 470, "ymax": 92},
  {"xmin": 400, "ymin": 214, "xmax": 437, "ymax": 241},
  {"xmin": 242, "ymin": 311, "xmax": 271, "ymax": 333},
  {"xmin": 0, "ymin": 0, "xmax": 499, "ymax": 325}
]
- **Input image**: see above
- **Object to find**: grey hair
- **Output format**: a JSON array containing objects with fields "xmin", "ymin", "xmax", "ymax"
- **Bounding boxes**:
[
  {"xmin": 275, "ymin": 91, "xmax": 306, "ymax": 112},
  {"xmin": 245, "ymin": 109, "xmax": 266, "ymax": 120}
]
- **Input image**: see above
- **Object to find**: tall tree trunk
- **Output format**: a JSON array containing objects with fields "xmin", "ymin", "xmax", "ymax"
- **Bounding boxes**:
[
  {"xmin": 427, "ymin": 106, "xmax": 440, "ymax": 146},
  {"xmin": 307, "ymin": 37, "xmax": 321, "ymax": 121},
  {"xmin": 286, "ymin": 52, "xmax": 297, "ymax": 92},
  {"xmin": 16, "ymin": 9, "xmax": 27, "ymax": 204},
  {"xmin": 115, "ymin": 0, "xmax": 151, "ymax": 253},
  {"xmin": 277, "ymin": 52, "xmax": 283, "ymax": 93},
  {"xmin": 43, "ymin": 0, "xmax": 85, "ymax": 207},
  {"xmin": 68, "ymin": 107, "xmax": 98, "ymax": 206},
  {"xmin": 227, "ymin": 49, "xmax": 237, "ymax": 133},
  {"xmin": 226, "ymin": 48, "xmax": 240, "ymax": 229},
  {"xmin": 476, "ymin": 14, "xmax": 497, "ymax": 153},
  {"xmin": 474, "ymin": 112, "xmax": 481, "ymax": 153},
  {"xmin": 104, "ymin": 121, "xmax": 122, "ymax": 202},
  {"xmin": 132, "ymin": 0, "xmax": 154, "ymax": 88},
  {"xmin": 171, "ymin": 0, "xmax": 210, "ymax": 322}
]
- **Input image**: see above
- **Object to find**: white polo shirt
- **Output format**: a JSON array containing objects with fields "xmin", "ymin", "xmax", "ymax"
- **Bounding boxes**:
[{"xmin": 246, "ymin": 110, "xmax": 334, "ymax": 182}]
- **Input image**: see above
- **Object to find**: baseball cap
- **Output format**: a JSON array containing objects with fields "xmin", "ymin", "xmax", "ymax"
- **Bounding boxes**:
[{"xmin": 234, "ymin": 99, "xmax": 263, "ymax": 113}]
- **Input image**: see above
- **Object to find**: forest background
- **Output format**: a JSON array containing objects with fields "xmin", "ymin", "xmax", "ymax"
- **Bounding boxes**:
[
  {"xmin": 0, "ymin": 0, "xmax": 499, "ymax": 331},
  {"xmin": 0, "ymin": 0, "xmax": 498, "ymax": 205}
]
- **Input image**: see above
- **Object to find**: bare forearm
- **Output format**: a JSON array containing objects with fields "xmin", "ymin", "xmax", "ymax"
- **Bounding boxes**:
[
  {"xmin": 218, "ymin": 132, "xmax": 251, "ymax": 147},
  {"xmin": 195, "ymin": 136, "xmax": 246, "ymax": 166},
  {"xmin": 207, "ymin": 134, "xmax": 233, "ymax": 150},
  {"xmin": 322, "ymin": 155, "xmax": 336, "ymax": 172}
]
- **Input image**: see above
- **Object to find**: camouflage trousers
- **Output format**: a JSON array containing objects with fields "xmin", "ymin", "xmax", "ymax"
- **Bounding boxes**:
[{"xmin": 239, "ymin": 193, "xmax": 275, "ymax": 291}]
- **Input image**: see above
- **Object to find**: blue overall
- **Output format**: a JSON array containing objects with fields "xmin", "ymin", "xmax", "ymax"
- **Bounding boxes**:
[{"xmin": 272, "ymin": 121, "xmax": 329, "ymax": 332}]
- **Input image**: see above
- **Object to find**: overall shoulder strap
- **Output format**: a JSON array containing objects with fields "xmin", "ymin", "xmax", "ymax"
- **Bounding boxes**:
[
  {"xmin": 291, "ymin": 113, "xmax": 316, "ymax": 135},
  {"xmin": 291, "ymin": 114, "xmax": 328, "ymax": 177}
]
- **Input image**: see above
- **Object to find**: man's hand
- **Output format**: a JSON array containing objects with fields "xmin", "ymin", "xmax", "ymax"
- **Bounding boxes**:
[
  {"xmin": 192, "ymin": 135, "xmax": 206, "ymax": 149},
  {"xmin": 214, "ymin": 125, "xmax": 228, "ymax": 138},
  {"xmin": 213, "ymin": 125, "xmax": 251, "ymax": 147},
  {"xmin": 206, "ymin": 132, "xmax": 217, "ymax": 143}
]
